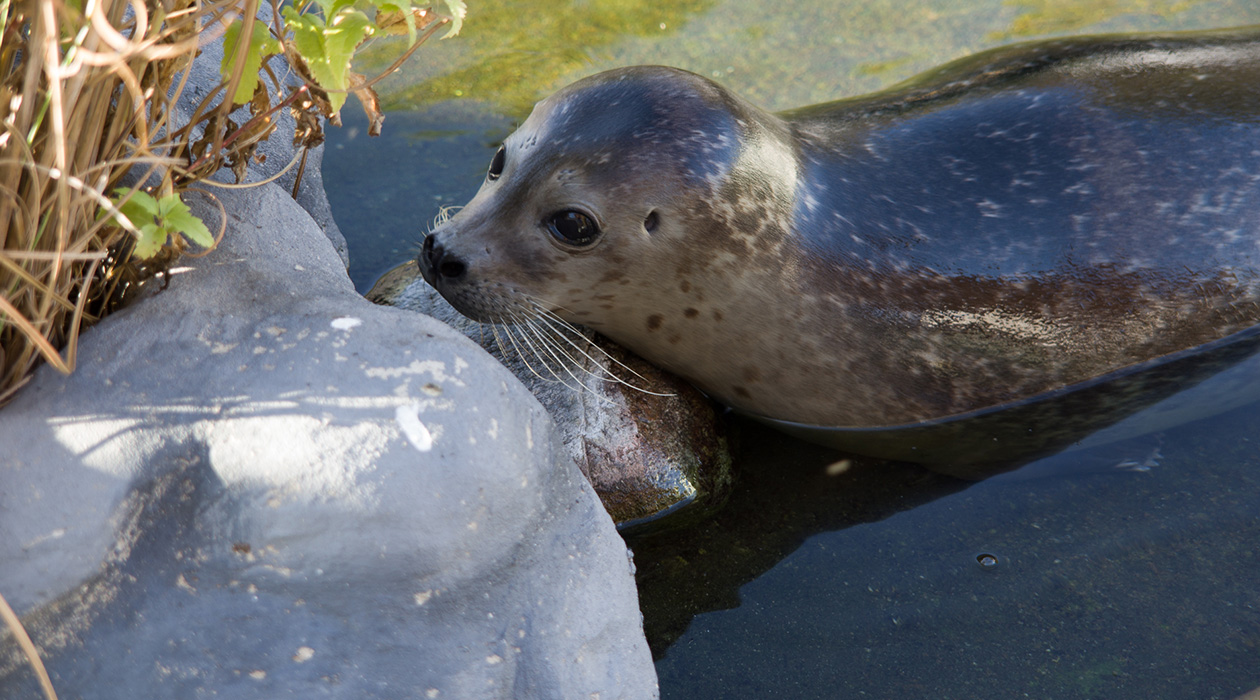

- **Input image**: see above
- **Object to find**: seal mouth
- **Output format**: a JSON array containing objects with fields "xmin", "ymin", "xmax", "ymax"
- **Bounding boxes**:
[{"xmin": 443, "ymin": 284, "xmax": 554, "ymax": 327}]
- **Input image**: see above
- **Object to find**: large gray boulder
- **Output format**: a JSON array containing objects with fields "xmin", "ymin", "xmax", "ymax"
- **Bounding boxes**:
[{"xmin": 0, "ymin": 148, "xmax": 657, "ymax": 698}]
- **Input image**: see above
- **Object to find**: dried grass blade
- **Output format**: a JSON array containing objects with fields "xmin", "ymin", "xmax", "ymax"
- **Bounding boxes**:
[
  {"xmin": 0, "ymin": 292, "xmax": 70, "ymax": 373},
  {"xmin": 0, "ymin": 589, "xmax": 59, "ymax": 700}
]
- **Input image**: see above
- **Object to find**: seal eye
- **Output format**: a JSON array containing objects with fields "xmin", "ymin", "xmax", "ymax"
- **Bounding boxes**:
[
  {"xmin": 547, "ymin": 210, "xmax": 600, "ymax": 246},
  {"xmin": 487, "ymin": 146, "xmax": 506, "ymax": 181}
]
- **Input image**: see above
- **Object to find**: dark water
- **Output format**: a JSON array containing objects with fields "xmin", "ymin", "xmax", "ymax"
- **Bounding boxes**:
[
  {"xmin": 633, "ymin": 410, "xmax": 1260, "ymax": 698},
  {"xmin": 323, "ymin": 1, "xmax": 1260, "ymax": 696}
]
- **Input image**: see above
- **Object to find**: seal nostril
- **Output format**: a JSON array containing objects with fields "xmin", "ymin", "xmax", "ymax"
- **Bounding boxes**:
[
  {"xmin": 420, "ymin": 233, "xmax": 465, "ymax": 281},
  {"xmin": 438, "ymin": 259, "xmax": 467, "ymax": 279}
]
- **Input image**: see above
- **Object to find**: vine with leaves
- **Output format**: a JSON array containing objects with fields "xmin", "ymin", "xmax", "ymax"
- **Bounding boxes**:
[{"xmin": 116, "ymin": 0, "xmax": 465, "ymax": 258}]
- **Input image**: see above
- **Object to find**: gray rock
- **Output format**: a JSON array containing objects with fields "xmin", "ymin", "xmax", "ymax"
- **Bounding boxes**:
[{"xmin": 0, "ymin": 144, "xmax": 656, "ymax": 699}]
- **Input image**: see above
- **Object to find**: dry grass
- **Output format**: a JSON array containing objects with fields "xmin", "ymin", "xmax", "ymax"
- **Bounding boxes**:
[
  {"xmin": 0, "ymin": 590, "xmax": 57, "ymax": 699},
  {"xmin": 0, "ymin": 0, "xmax": 448, "ymax": 407},
  {"xmin": 0, "ymin": 0, "xmax": 213, "ymax": 404}
]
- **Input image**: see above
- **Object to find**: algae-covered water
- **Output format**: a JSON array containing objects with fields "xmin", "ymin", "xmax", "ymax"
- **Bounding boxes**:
[{"xmin": 322, "ymin": 1, "xmax": 1260, "ymax": 696}]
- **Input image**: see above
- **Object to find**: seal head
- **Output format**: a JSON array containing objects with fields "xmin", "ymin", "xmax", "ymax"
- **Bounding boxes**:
[{"xmin": 420, "ymin": 64, "xmax": 797, "ymax": 322}]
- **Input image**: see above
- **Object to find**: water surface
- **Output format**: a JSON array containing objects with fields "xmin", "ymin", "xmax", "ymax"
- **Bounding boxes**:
[{"xmin": 323, "ymin": 1, "xmax": 1260, "ymax": 696}]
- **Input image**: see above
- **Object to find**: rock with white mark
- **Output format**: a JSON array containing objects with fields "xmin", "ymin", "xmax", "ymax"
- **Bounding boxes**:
[{"xmin": 0, "ymin": 136, "xmax": 656, "ymax": 700}]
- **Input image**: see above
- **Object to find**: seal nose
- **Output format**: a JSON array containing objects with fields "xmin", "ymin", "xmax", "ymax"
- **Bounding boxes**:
[{"xmin": 419, "ymin": 233, "xmax": 466, "ymax": 283}]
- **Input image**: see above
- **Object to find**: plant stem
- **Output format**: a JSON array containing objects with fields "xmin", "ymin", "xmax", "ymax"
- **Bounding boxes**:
[{"xmin": 182, "ymin": 84, "xmax": 309, "ymax": 178}]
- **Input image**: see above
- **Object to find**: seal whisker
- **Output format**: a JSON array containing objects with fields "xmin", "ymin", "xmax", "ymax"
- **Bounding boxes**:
[
  {"xmin": 502, "ymin": 313, "xmax": 599, "ymax": 394},
  {"xmin": 485, "ymin": 321, "xmax": 514, "ymax": 363},
  {"xmin": 489, "ymin": 320, "xmax": 572, "ymax": 388},
  {"xmin": 517, "ymin": 315, "xmax": 585, "ymax": 371},
  {"xmin": 512, "ymin": 313, "xmax": 598, "ymax": 392},
  {"xmin": 483, "ymin": 322, "xmax": 511, "ymax": 364},
  {"xmin": 503, "ymin": 321, "xmax": 580, "ymax": 389},
  {"xmin": 432, "ymin": 205, "xmax": 463, "ymax": 228},
  {"xmin": 516, "ymin": 315, "xmax": 626, "ymax": 408},
  {"xmin": 532, "ymin": 318, "xmax": 675, "ymax": 395},
  {"xmin": 527, "ymin": 303, "xmax": 656, "ymax": 385},
  {"xmin": 518, "ymin": 316, "xmax": 631, "ymax": 407},
  {"xmin": 519, "ymin": 314, "xmax": 636, "ymax": 398},
  {"xmin": 529, "ymin": 305, "xmax": 677, "ymax": 396}
]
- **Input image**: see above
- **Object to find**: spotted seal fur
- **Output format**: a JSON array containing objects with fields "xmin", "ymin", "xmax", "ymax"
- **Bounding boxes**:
[{"xmin": 418, "ymin": 28, "xmax": 1260, "ymax": 452}]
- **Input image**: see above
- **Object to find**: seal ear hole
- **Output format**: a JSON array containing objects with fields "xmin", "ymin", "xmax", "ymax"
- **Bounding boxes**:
[
  {"xmin": 487, "ymin": 146, "xmax": 506, "ymax": 181},
  {"xmin": 644, "ymin": 210, "xmax": 659, "ymax": 233},
  {"xmin": 547, "ymin": 210, "xmax": 600, "ymax": 247}
]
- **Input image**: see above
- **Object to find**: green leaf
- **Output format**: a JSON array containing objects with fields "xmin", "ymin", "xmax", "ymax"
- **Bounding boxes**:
[
  {"xmin": 131, "ymin": 222, "xmax": 167, "ymax": 259},
  {"xmin": 433, "ymin": 0, "xmax": 465, "ymax": 38},
  {"xmin": 158, "ymin": 194, "xmax": 215, "ymax": 249},
  {"xmin": 109, "ymin": 189, "xmax": 163, "ymax": 258},
  {"xmin": 105, "ymin": 190, "xmax": 214, "ymax": 259},
  {"xmin": 330, "ymin": 0, "xmax": 360, "ymax": 16},
  {"xmin": 111, "ymin": 188, "xmax": 160, "ymax": 222},
  {"xmin": 284, "ymin": 6, "xmax": 375, "ymax": 113},
  {"xmin": 221, "ymin": 19, "xmax": 283, "ymax": 105},
  {"xmin": 311, "ymin": 0, "xmax": 357, "ymax": 18}
]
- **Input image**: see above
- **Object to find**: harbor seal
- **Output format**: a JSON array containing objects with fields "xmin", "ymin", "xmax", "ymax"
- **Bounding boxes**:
[{"xmin": 418, "ymin": 28, "xmax": 1260, "ymax": 448}]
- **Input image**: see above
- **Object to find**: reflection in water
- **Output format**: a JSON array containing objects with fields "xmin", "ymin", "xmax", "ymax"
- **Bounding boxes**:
[
  {"xmin": 624, "ymin": 421, "xmax": 970, "ymax": 657},
  {"xmin": 993, "ymin": 0, "xmax": 1204, "ymax": 40},
  {"xmin": 628, "ymin": 338, "xmax": 1260, "ymax": 657},
  {"xmin": 628, "ymin": 332, "xmax": 1260, "ymax": 695},
  {"xmin": 361, "ymin": 0, "xmax": 717, "ymax": 116}
]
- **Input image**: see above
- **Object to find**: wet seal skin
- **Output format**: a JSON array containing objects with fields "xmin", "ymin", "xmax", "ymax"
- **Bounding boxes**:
[{"xmin": 418, "ymin": 27, "xmax": 1260, "ymax": 471}]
